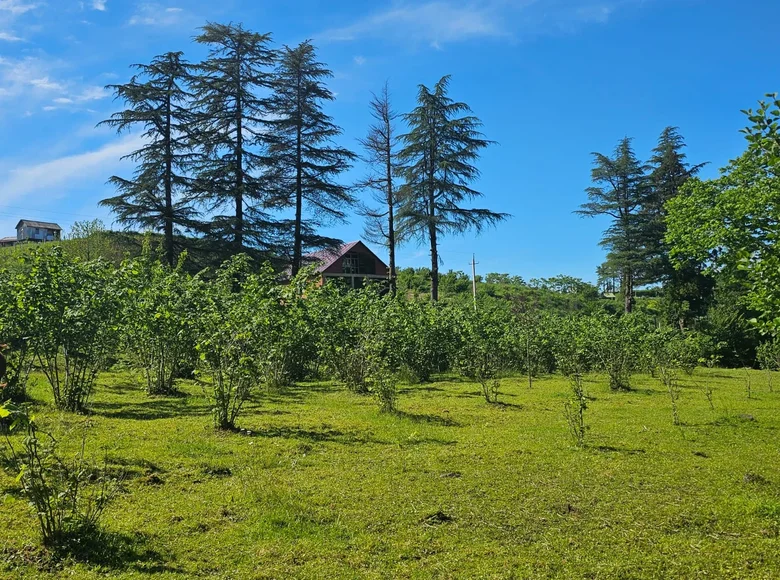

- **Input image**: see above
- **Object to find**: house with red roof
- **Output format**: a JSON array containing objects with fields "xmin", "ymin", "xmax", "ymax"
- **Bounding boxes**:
[{"xmin": 302, "ymin": 241, "xmax": 389, "ymax": 289}]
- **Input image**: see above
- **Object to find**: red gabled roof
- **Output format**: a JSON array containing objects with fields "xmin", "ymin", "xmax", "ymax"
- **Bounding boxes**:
[
  {"xmin": 302, "ymin": 241, "xmax": 389, "ymax": 274},
  {"xmin": 302, "ymin": 241, "xmax": 362, "ymax": 273}
]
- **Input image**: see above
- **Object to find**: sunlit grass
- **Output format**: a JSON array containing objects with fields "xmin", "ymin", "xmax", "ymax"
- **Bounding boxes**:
[{"xmin": 2, "ymin": 368, "xmax": 779, "ymax": 578}]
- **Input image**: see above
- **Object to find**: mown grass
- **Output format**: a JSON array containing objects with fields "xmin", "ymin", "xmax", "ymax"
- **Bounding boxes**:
[{"xmin": 2, "ymin": 368, "xmax": 780, "ymax": 579}]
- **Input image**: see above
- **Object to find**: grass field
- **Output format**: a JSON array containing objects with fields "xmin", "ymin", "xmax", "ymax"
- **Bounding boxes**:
[{"xmin": 2, "ymin": 368, "xmax": 780, "ymax": 579}]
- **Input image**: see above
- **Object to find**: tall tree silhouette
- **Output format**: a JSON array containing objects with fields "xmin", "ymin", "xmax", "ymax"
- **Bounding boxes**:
[
  {"xmin": 100, "ymin": 51, "xmax": 197, "ymax": 266},
  {"xmin": 397, "ymin": 75, "xmax": 507, "ymax": 301},
  {"xmin": 190, "ymin": 22, "xmax": 282, "ymax": 256},
  {"xmin": 577, "ymin": 138, "xmax": 649, "ymax": 313},
  {"xmin": 266, "ymin": 41, "xmax": 356, "ymax": 275},
  {"xmin": 357, "ymin": 83, "xmax": 403, "ymax": 293}
]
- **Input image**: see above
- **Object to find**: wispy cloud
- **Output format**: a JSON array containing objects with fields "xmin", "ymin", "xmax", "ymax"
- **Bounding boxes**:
[
  {"xmin": 319, "ymin": 0, "xmax": 645, "ymax": 48},
  {"xmin": 0, "ymin": 57, "xmax": 109, "ymax": 117},
  {"xmin": 0, "ymin": 30, "xmax": 21, "ymax": 40},
  {"xmin": 0, "ymin": 1, "xmax": 37, "ymax": 16},
  {"xmin": 128, "ymin": 4, "xmax": 184, "ymax": 26},
  {"xmin": 0, "ymin": 135, "xmax": 144, "ymax": 206},
  {"xmin": 353, "ymin": 55, "xmax": 366, "ymax": 66},
  {"xmin": 321, "ymin": 1, "xmax": 506, "ymax": 47},
  {"xmin": 92, "ymin": 0, "xmax": 107, "ymax": 10}
]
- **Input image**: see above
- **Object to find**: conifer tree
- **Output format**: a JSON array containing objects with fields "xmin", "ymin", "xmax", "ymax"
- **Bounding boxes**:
[
  {"xmin": 577, "ymin": 138, "xmax": 648, "ymax": 313},
  {"xmin": 357, "ymin": 83, "xmax": 402, "ymax": 294},
  {"xmin": 643, "ymin": 127, "xmax": 706, "ymax": 284},
  {"xmin": 266, "ymin": 41, "xmax": 357, "ymax": 275},
  {"xmin": 397, "ymin": 75, "xmax": 506, "ymax": 302},
  {"xmin": 190, "ymin": 22, "xmax": 281, "ymax": 256},
  {"xmin": 100, "ymin": 51, "xmax": 197, "ymax": 266}
]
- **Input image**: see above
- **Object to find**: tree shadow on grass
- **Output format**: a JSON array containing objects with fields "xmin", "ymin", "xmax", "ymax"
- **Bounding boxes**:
[
  {"xmin": 398, "ymin": 385, "xmax": 448, "ymax": 396},
  {"xmin": 393, "ymin": 410, "xmax": 460, "ymax": 427},
  {"xmin": 259, "ymin": 382, "xmax": 340, "ymax": 405},
  {"xmin": 48, "ymin": 528, "xmax": 183, "ymax": 574},
  {"xmin": 243, "ymin": 425, "xmax": 386, "ymax": 445},
  {"xmin": 591, "ymin": 444, "xmax": 646, "ymax": 455},
  {"xmin": 89, "ymin": 398, "xmax": 210, "ymax": 421},
  {"xmin": 491, "ymin": 401, "xmax": 524, "ymax": 410}
]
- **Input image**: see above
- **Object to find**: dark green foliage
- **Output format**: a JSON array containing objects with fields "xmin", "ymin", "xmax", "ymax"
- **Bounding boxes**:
[
  {"xmin": 266, "ymin": 41, "xmax": 357, "ymax": 275},
  {"xmin": 587, "ymin": 313, "xmax": 648, "ymax": 391},
  {"xmin": 20, "ymin": 248, "xmax": 122, "ymax": 413},
  {"xmin": 577, "ymin": 138, "xmax": 649, "ymax": 313},
  {"xmin": 119, "ymin": 240, "xmax": 199, "ymax": 395},
  {"xmin": 398, "ymin": 76, "xmax": 507, "ymax": 301},
  {"xmin": 190, "ymin": 23, "xmax": 283, "ymax": 257},
  {"xmin": 453, "ymin": 304, "xmax": 513, "ymax": 403},
  {"xmin": 100, "ymin": 52, "xmax": 198, "ymax": 267},
  {"xmin": 642, "ymin": 127, "xmax": 705, "ymax": 286}
]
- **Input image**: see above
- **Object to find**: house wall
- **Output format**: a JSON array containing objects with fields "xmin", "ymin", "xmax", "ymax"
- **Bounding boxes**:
[
  {"xmin": 18, "ymin": 226, "xmax": 60, "ymax": 242},
  {"xmin": 321, "ymin": 243, "xmax": 388, "ymax": 277}
]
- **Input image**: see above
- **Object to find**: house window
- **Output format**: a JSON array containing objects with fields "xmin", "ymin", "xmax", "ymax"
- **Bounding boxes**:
[
  {"xmin": 342, "ymin": 252, "xmax": 376, "ymax": 275},
  {"xmin": 342, "ymin": 253, "xmax": 359, "ymax": 274}
]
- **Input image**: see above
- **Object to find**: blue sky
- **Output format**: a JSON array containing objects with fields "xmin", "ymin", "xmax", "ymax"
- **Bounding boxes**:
[{"xmin": 0, "ymin": 0, "xmax": 775, "ymax": 281}]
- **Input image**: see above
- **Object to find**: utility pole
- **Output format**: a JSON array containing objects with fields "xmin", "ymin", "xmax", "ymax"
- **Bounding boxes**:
[{"xmin": 471, "ymin": 253, "xmax": 478, "ymax": 311}]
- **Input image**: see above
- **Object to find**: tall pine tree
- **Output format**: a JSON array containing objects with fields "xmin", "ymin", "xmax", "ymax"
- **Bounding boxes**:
[
  {"xmin": 190, "ymin": 22, "xmax": 281, "ymax": 257},
  {"xmin": 357, "ymin": 83, "xmax": 402, "ymax": 294},
  {"xmin": 577, "ymin": 138, "xmax": 648, "ymax": 313},
  {"xmin": 397, "ymin": 75, "xmax": 507, "ymax": 302},
  {"xmin": 99, "ymin": 51, "xmax": 197, "ymax": 266},
  {"xmin": 266, "ymin": 41, "xmax": 357, "ymax": 275},
  {"xmin": 645, "ymin": 127, "xmax": 709, "ymax": 327},
  {"xmin": 643, "ymin": 126, "xmax": 706, "ymax": 283}
]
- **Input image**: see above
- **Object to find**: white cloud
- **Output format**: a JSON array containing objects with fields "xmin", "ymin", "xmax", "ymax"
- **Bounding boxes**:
[
  {"xmin": 0, "ymin": 1, "xmax": 37, "ymax": 16},
  {"xmin": 321, "ymin": 2, "xmax": 505, "ymax": 46},
  {"xmin": 30, "ymin": 76, "xmax": 65, "ymax": 91},
  {"xmin": 0, "ymin": 57, "xmax": 109, "ymax": 118},
  {"xmin": 74, "ymin": 85, "xmax": 108, "ymax": 101},
  {"xmin": 0, "ymin": 135, "xmax": 145, "ymax": 206},
  {"xmin": 353, "ymin": 55, "xmax": 366, "ymax": 66},
  {"xmin": 92, "ymin": 0, "xmax": 107, "ymax": 10},
  {"xmin": 128, "ymin": 4, "xmax": 184, "ymax": 26},
  {"xmin": 319, "ymin": 0, "xmax": 645, "ymax": 47},
  {"xmin": 0, "ymin": 30, "xmax": 22, "ymax": 41}
]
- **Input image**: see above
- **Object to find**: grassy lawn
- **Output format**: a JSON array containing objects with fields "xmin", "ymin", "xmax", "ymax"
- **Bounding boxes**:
[{"xmin": 2, "ymin": 368, "xmax": 780, "ymax": 578}]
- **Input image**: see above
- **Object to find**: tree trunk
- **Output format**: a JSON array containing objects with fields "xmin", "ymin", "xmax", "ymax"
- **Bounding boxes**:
[
  {"xmin": 291, "ymin": 70, "xmax": 303, "ymax": 276},
  {"xmin": 234, "ymin": 62, "xmax": 244, "ymax": 254},
  {"xmin": 164, "ymin": 91, "xmax": 174, "ymax": 267},
  {"xmin": 386, "ymin": 126, "xmax": 396, "ymax": 295},
  {"xmin": 429, "ymin": 194, "xmax": 438, "ymax": 302},
  {"xmin": 624, "ymin": 269, "xmax": 633, "ymax": 314}
]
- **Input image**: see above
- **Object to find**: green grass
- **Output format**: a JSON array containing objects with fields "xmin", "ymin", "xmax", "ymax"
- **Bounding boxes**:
[{"xmin": 2, "ymin": 368, "xmax": 780, "ymax": 578}]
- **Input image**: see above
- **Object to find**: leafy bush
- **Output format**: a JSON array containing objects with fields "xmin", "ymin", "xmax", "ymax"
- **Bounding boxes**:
[
  {"xmin": 0, "ymin": 269, "xmax": 37, "ymax": 403},
  {"xmin": 453, "ymin": 305, "xmax": 512, "ymax": 403},
  {"xmin": 195, "ymin": 256, "xmax": 264, "ymax": 430},
  {"xmin": 588, "ymin": 313, "xmax": 647, "ymax": 391},
  {"xmin": 0, "ymin": 402, "xmax": 120, "ymax": 549},
  {"xmin": 757, "ymin": 339, "xmax": 780, "ymax": 392},
  {"xmin": 120, "ymin": 242, "xmax": 199, "ymax": 395},
  {"xmin": 23, "ymin": 248, "xmax": 122, "ymax": 413}
]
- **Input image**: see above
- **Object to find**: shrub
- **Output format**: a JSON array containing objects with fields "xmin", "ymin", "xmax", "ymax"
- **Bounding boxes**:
[
  {"xmin": 0, "ymin": 269, "xmax": 37, "ymax": 403},
  {"xmin": 757, "ymin": 339, "xmax": 780, "ymax": 392},
  {"xmin": 0, "ymin": 402, "xmax": 120, "ymax": 549},
  {"xmin": 552, "ymin": 316, "xmax": 592, "ymax": 446},
  {"xmin": 588, "ymin": 313, "xmax": 647, "ymax": 391},
  {"xmin": 454, "ymin": 305, "xmax": 512, "ymax": 403},
  {"xmin": 22, "ymin": 248, "xmax": 122, "ymax": 413},
  {"xmin": 195, "ymin": 256, "xmax": 264, "ymax": 430},
  {"xmin": 120, "ymin": 241, "xmax": 199, "ymax": 395}
]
